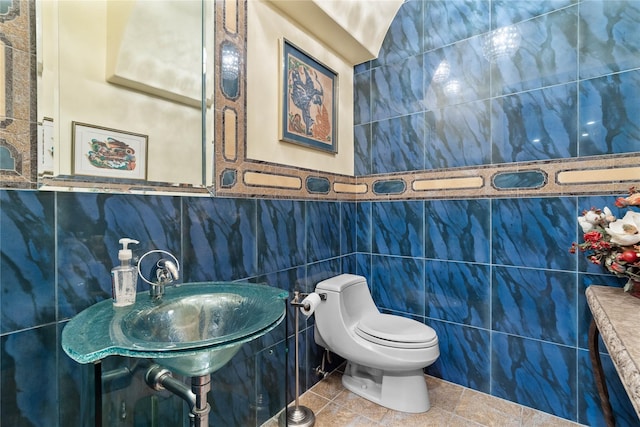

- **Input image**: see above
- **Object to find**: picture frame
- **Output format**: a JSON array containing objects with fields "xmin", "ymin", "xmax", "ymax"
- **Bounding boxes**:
[
  {"xmin": 72, "ymin": 122, "xmax": 148, "ymax": 180},
  {"xmin": 280, "ymin": 39, "xmax": 338, "ymax": 154}
]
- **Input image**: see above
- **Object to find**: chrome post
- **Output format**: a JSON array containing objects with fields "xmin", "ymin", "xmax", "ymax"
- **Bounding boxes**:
[
  {"xmin": 280, "ymin": 291, "xmax": 315, "ymax": 427},
  {"xmin": 190, "ymin": 375, "xmax": 211, "ymax": 427}
]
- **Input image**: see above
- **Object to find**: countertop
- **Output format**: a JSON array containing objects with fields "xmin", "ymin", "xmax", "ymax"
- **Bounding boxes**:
[{"xmin": 586, "ymin": 285, "xmax": 640, "ymax": 417}]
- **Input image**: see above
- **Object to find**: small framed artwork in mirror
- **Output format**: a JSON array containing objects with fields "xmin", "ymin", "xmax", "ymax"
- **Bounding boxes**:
[
  {"xmin": 72, "ymin": 122, "xmax": 148, "ymax": 180},
  {"xmin": 280, "ymin": 39, "xmax": 338, "ymax": 154}
]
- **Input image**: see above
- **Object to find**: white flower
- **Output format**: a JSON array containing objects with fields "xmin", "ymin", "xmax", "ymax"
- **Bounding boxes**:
[
  {"xmin": 605, "ymin": 210, "xmax": 640, "ymax": 246},
  {"xmin": 603, "ymin": 207, "xmax": 616, "ymax": 223},
  {"xmin": 578, "ymin": 208, "xmax": 608, "ymax": 233}
]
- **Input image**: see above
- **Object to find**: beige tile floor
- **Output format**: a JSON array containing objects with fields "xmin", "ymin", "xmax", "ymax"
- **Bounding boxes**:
[{"xmin": 265, "ymin": 369, "xmax": 585, "ymax": 427}]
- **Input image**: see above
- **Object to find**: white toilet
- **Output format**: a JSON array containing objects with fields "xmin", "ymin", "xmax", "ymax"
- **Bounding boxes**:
[{"xmin": 313, "ymin": 274, "xmax": 440, "ymax": 413}]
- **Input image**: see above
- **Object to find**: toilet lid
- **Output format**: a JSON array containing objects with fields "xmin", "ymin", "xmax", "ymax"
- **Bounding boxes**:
[{"xmin": 355, "ymin": 314, "xmax": 438, "ymax": 349}]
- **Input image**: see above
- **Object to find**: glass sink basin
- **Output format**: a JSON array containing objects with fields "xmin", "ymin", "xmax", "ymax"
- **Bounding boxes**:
[{"xmin": 62, "ymin": 282, "xmax": 288, "ymax": 376}]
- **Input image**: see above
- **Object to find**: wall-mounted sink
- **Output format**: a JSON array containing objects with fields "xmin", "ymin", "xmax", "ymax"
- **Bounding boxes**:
[{"xmin": 62, "ymin": 282, "xmax": 288, "ymax": 376}]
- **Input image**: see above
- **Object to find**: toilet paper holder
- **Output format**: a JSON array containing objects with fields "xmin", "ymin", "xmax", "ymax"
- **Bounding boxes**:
[
  {"xmin": 290, "ymin": 292, "xmax": 326, "ymax": 309},
  {"xmin": 280, "ymin": 290, "xmax": 327, "ymax": 427}
]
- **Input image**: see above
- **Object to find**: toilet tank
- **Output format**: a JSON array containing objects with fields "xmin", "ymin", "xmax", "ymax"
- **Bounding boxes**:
[{"xmin": 315, "ymin": 274, "xmax": 379, "ymax": 327}]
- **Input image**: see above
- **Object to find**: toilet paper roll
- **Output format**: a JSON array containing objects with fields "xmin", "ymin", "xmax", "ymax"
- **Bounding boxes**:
[{"xmin": 300, "ymin": 292, "xmax": 321, "ymax": 317}]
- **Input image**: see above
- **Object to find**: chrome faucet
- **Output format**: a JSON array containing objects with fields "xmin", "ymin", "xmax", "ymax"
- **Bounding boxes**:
[
  {"xmin": 149, "ymin": 259, "xmax": 179, "ymax": 300},
  {"xmin": 137, "ymin": 249, "xmax": 181, "ymax": 301}
]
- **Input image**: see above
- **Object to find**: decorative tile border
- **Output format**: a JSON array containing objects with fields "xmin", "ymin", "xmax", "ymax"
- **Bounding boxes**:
[
  {"xmin": 413, "ymin": 176, "xmax": 484, "ymax": 192},
  {"xmin": 1, "ymin": 33, "xmax": 13, "ymax": 128},
  {"xmin": 0, "ymin": 0, "xmax": 21, "ymax": 22},
  {"xmin": 214, "ymin": 0, "xmax": 639, "ymax": 201},
  {"xmin": 243, "ymin": 170, "xmax": 302, "ymax": 190},
  {"xmin": 2, "ymin": 0, "xmax": 638, "ymax": 197},
  {"xmin": 493, "ymin": 170, "xmax": 546, "ymax": 190},
  {"xmin": 0, "ymin": 0, "xmax": 37, "ymax": 188},
  {"xmin": 557, "ymin": 166, "xmax": 640, "ymax": 185},
  {"xmin": 334, "ymin": 181, "xmax": 367, "ymax": 195}
]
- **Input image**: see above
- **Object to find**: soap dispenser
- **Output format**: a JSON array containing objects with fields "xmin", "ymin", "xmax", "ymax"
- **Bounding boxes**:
[{"xmin": 111, "ymin": 238, "xmax": 139, "ymax": 307}]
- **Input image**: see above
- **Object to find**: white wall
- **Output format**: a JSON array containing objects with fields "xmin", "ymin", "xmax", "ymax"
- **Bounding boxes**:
[
  {"xmin": 246, "ymin": 0, "xmax": 355, "ymax": 176},
  {"xmin": 42, "ymin": 0, "xmax": 207, "ymax": 185}
]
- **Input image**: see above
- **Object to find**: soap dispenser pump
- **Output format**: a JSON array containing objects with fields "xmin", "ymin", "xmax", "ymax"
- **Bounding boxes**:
[{"xmin": 111, "ymin": 238, "xmax": 139, "ymax": 307}]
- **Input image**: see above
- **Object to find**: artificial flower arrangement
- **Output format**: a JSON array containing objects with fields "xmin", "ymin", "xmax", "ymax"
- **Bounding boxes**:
[{"xmin": 570, "ymin": 187, "xmax": 640, "ymax": 293}]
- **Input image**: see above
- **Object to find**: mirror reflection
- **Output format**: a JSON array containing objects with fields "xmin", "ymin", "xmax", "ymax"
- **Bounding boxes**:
[{"xmin": 37, "ymin": 0, "xmax": 213, "ymax": 190}]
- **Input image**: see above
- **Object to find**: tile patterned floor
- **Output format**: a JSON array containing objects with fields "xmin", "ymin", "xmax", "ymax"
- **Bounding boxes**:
[{"xmin": 265, "ymin": 369, "xmax": 585, "ymax": 426}]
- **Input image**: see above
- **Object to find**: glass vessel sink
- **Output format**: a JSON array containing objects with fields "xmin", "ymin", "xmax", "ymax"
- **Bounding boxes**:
[{"xmin": 62, "ymin": 282, "xmax": 288, "ymax": 376}]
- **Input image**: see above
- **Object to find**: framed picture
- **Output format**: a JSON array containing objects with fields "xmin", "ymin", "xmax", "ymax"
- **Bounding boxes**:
[
  {"xmin": 280, "ymin": 39, "xmax": 338, "ymax": 153},
  {"xmin": 72, "ymin": 122, "xmax": 148, "ymax": 180}
]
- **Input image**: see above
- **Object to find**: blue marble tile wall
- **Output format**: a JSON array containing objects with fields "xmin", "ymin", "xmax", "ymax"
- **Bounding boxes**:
[
  {"xmin": 354, "ymin": 0, "xmax": 640, "ymax": 174},
  {"xmin": 356, "ymin": 197, "xmax": 638, "ymax": 425},
  {"xmin": 354, "ymin": 0, "xmax": 639, "ymax": 425},
  {"xmin": 0, "ymin": 190, "xmax": 352, "ymax": 426}
]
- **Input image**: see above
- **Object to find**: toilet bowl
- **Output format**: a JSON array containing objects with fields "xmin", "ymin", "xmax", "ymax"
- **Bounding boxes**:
[{"xmin": 313, "ymin": 274, "xmax": 440, "ymax": 413}]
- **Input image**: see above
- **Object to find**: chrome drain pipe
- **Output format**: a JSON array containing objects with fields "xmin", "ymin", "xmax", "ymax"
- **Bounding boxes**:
[
  {"xmin": 190, "ymin": 374, "xmax": 211, "ymax": 426},
  {"xmin": 145, "ymin": 365, "xmax": 210, "ymax": 427}
]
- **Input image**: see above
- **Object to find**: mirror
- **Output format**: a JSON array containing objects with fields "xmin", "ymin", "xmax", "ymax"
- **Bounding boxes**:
[{"xmin": 37, "ymin": 0, "xmax": 214, "ymax": 193}]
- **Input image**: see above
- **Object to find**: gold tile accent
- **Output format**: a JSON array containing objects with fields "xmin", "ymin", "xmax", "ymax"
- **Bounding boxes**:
[
  {"xmin": 243, "ymin": 170, "xmax": 301, "ymax": 189},
  {"xmin": 413, "ymin": 176, "xmax": 484, "ymax": 191},
  {"xmin": 334, "ymin": 181, "xmax": 367, "ymax": 194},
  {"xmin": 224, "ymin": 0, "xmax": 237, "ymax": 34},
  {"xmin": 0, "ymin": 40, "xmax": 5, "ymax": 117},
  {"xmin": 557, "ymin": 166, "xmax": 640, "ymax": 184},
  {"xmin": 223, "ymin": 108, "xmax": 237, "ymax": 160},
  {"xmin": 9, "ymin": 46, "xmax": 32, "ymax": 122}
]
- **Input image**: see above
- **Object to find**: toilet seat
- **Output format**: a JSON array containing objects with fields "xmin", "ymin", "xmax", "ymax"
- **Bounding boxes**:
[{"xmin": 355, "ymin": 314, "xmax": 438, "ymax": 349}]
